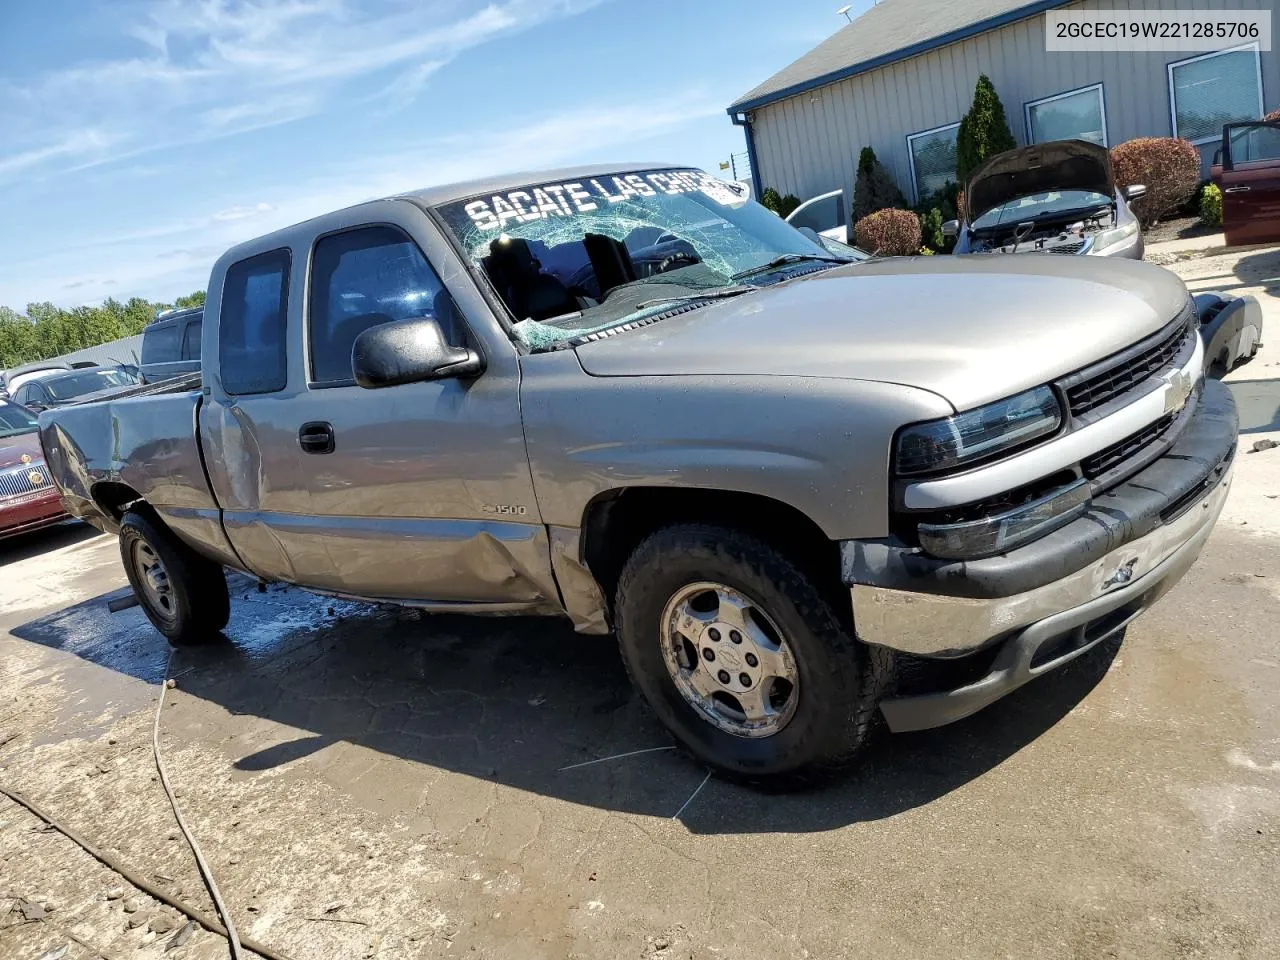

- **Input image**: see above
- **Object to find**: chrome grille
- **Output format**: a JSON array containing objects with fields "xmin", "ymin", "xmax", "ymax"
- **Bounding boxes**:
[
  {"xmin": 1062, "ymin": 316, "xmax": 1194, "ymax": 418},
  {"xmin": 0, "ymin": 462, "xmax": 52, "ymax": 499}
]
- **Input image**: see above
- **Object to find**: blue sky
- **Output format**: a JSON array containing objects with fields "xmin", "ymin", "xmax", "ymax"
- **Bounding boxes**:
[{"xmin": 0, "ymin": 0, "xmax": 871, "ymax": 309}]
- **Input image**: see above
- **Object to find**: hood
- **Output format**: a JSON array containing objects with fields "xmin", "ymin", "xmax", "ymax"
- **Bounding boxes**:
[
  {"xmin": 572, "ymin": 255, "xmax": 1189, "ymax": 411},
  {"xmin": 0, "ymin": 430, "xmax": 44, "ymax": 470},
  {"xmin": 966, "ymin": 139, "xmax": 1114, "ymax": 223}
]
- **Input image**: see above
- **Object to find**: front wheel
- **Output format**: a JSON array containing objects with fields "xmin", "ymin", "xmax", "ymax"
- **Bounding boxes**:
[
  {"xmin": 119, "ymin": 509, "xmax": 230, "ymax": 646},
  {"xmin": 614, "ymin": 524, "xmax": 891, "ymax": 783}
]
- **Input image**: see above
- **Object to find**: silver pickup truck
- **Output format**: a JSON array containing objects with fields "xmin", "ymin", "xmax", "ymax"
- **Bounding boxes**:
[{"xmin": 40, "ymin": 164, "xmax": 1238, "ymax": 781}]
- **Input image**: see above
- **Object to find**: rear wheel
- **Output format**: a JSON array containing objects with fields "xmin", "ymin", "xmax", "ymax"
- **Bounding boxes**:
[
  {"xmin": 614, "ymin": 524, "xmax": 891, "ymax": 783},
  {"xmin": 119, "ymin": 509, "xmax": 230, "ymax": 645}
]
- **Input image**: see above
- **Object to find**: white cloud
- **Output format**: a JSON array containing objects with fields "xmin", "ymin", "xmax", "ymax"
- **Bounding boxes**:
[
  {"xmin": 0, "ymin": 129, "xmax": 115, "ymax": 177},
  {"xmin": 0, "ymin": 0, "xmax": 609, "ymax": 181},
  {"xmin": 212, "ymin": 202, "xmax": 275, "ymax": 222}
]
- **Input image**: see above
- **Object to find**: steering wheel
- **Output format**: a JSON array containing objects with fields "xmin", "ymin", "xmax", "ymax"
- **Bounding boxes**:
[{"xmin": 655, "ymin": 251, "xmax": 700, "ymax": 274}]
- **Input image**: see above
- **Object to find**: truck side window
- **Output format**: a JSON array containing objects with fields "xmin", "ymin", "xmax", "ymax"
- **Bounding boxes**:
[
  {"xmin": 141, "ymin": 324, "xmax": 181, "ymax": 364},
  {"xmin": 220, "ymin": 249, "xmax": 290, "ymax": 395},
  {"xmin": 181, "ymin": 320, "xmax": 202, "ymax": 361},
  {"xmin": 308, "ymin": 225, "xmax": 459, "ymax": 385}
]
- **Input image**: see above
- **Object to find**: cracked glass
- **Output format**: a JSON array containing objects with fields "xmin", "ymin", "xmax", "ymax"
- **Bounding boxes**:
[{"xmin": 435, "ymin": 168, "xmax": 855, "ymax": 350}]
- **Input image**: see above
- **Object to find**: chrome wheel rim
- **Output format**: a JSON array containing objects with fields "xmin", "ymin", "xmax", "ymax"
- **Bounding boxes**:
[
  {"xmin": 132, "ymin": 541, "xmax": 175, "ymax": 620},
  {"xmin": 660, "ymin": 582, "xmax": 800, "ymax": 739}
]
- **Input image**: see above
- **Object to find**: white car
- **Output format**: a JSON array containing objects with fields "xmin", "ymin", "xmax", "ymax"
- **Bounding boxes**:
[{"xmin": 785, "ymin": 189, "xmax": 849, "ymax": 243}]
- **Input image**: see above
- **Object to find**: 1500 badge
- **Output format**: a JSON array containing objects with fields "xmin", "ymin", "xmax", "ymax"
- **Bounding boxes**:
[{"xmin": 482, "ymin": 504, "xmax": 528, "ymax": 517}]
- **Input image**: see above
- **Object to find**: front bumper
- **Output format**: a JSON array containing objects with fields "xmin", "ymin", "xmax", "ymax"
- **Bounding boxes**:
[
  {"xmin": 844, "ymin": 378, "xmax": 1237, "ymax": 731},
  {"xmin": 0, "ymin": 491, "xmax": 70, "ymax": 539}
]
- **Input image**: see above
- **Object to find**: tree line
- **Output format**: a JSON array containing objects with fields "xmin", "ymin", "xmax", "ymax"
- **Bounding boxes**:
[{"xmin": 0, "ymin": 291, "xmax": 206, "ymax": 370}]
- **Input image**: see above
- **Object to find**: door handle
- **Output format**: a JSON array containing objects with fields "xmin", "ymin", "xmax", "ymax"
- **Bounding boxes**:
[
  {"xmin": 1223, "ymin": 185, "xmax": 1251, "ymax": 193},
  {"xmin": 298, "ymin": 421, "xmax": 335, "ymax": 454}
]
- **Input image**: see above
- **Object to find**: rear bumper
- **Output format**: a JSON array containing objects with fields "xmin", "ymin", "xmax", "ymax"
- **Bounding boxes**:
[
  {"xmin": 843, "ymin": 378, "xmax": 1237, "ymax": 731},
  {"xmin": 0, "ymin": 492, "xmax": 70, "ymax": 539}
]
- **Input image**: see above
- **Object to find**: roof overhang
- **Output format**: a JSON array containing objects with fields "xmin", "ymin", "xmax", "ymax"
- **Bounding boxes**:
[{"xmin": 726, "ymin": 0, "xmax": 1073, "ymax": 117}]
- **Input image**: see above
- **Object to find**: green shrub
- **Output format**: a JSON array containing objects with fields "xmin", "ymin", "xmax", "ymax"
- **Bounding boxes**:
[
  {"xmin": 1110, "ymin": 137, "xmax": 1201, "ymax": 227},
  {"xmin": 913, "ymin": 181, "xmax": 961, "ymax": 222},
  {"xmin": 918, "ymin": 207, "xmax": 945, "ymax": 251},
  {"xmin": 760, "ymin": 187, "xmax": 784, "ymax": 214},
  {"xmin": 956, "ymin": 75, "xmax": 1016, "ymax": 182},
  {"xmin": 779, "ymin": 194, "xmax": 802, "ymax": 218},
  {"xmin": 1199, "ymin": 183, "xmax": 1223, "ymax": 227},
  {"xmin": 853, "ymin": 146, "xmax": 907, "ymax": 223},
  {"xmin": 854, "ymin": 208, "xmax": 922, "ymax": 256}
]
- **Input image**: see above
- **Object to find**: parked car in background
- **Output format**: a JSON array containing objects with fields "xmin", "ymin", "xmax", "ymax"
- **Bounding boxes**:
[
  {"xmin": 945, "ymin": 140, "xmax": 1145, "ymax": 259},
  {"xmin": 140, "ymin": 307, "xmax": 203, "ymax": 383},
  {"xmin": 785, "ymin": 189, "xmax": 849, "ymax": 242},
  {"xmin": 39, "ymin": 163, "xmax": 1237, "ymax": 782},
  {"xmin": 10, "ymin": 366, "xmax": 140, "ymax": 412},
  {"xmin": 1, "ymin": 360, "xmax": 73, "ymax": 400},
  {"xmin": 0, "ymin": 398, "xmax": 68, "ymax": 539},
  {"xmin": 1212, "ymin": 120, "xmax": 1280, "ymax": 247}
]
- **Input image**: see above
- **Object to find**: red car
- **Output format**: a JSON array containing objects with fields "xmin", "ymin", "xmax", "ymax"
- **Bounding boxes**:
[
  {"xmin": 1213, "ymin": 120, "xmax": 1280, "ymax": 247},
  {"xmin": 0, "ymin": 399, "xmax": 69, "ymax": 539}
]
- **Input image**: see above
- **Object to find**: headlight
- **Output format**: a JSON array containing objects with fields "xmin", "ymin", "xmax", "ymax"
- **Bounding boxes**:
[
  {"xmin": 1091, "ymin": 218, "xmax": 1139, "ymax": 254},
  {"xmin": 895, "ymin": 386, "xmax": 1061, "ymax": 476}
]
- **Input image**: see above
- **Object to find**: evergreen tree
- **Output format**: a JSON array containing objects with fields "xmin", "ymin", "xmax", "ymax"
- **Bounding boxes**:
[{"xmin": 955, "ymin": 75, "xmax": 1017, "ymax": 182}]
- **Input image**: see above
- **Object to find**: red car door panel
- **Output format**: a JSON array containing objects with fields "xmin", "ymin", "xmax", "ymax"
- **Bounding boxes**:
[{"xmin": 1217, "ymin": 122, "xmax": 1280, "ymax": 246}]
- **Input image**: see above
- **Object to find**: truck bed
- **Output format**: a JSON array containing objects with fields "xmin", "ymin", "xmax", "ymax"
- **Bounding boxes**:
[{"xmin": 38, "ymin": 377, "xmax": 236, "ymax": 564}]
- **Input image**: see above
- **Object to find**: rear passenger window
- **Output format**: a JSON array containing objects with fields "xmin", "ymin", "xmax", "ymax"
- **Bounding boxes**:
[
  {"xmin": 141, "ymin": 324, "xmax": 180, "ymax": 364},
  {"xmin": 182, "ymin": 320, "xmax": 202, "ymax": 360},
  {"xmin": 308, "ymin": 226, "xmax": 459, "ymax": 385},
  {"xmin": 220, "ymin": 250, "xmax": 290, "ymax": 395}
]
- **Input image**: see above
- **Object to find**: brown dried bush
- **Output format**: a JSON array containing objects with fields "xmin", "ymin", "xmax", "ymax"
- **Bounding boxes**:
[
  {"xmin": 854, "ymin": 208, "xmax": 922, "ymax": 256},
  {"xmin": 1110, "ymin": 137, "xmax": 1201, "ymax": 227}
]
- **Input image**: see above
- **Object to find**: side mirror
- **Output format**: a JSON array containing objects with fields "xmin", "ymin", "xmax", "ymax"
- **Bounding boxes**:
[
  {"xmin": 1125, "ymin": 184, "xmax": 1147, "ymax": 201},
  {"xmin": 352, "ymin": 317, "xmax": 483, "ymax": 389},
  {"xmin": 26, "ymin": 402, "xmax": 47, "ymax": 413},
  {"xmin": 941, "ymin": 219, "xmax": 959, "ymax": 238}
]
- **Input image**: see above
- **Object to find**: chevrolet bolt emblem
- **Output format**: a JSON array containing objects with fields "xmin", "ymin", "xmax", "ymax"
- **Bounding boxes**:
[
  {"xmin": 1162, "ymin": 369, "xmax": 1193, "ymax": 416},
  {"xmin": 1103, "ymin": 558, "xmax": 1138, "ymax": 589}
]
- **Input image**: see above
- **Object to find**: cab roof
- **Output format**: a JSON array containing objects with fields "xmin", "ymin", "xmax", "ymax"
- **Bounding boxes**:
[{"xmin": 219, "ymin": 162, "xmax": 687, "ymax": 263}]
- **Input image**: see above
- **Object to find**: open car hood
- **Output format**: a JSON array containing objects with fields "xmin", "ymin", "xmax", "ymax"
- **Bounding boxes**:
[{"xmin": 966, "ymin": 140, "xmax": 1115, "ymax": 223}]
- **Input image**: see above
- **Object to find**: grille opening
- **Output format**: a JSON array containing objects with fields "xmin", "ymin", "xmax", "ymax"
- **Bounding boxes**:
[
  {"xmin": 1029, "ymin": 600, "xmax": 1141, "ymax": 670},
  {"xmin": 1159, "ymin": 447, "xmax": 1234, "ymax": 523},
  {"xmin": 1082, "ymin": 413, "xmax": 1177, "ymax": 479},
  {"xmin": 1065, "ymin": 320, "xmax": 1192, "ymax": 417}
]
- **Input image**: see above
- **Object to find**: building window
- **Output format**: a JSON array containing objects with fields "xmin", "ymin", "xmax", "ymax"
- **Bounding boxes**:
[
  {"xmin": 906, "ymin": 122, "xmax": 960, "ymax": 202},
  {"xmin": 1168, "ymin": 43, "xmax": 1263, "ymax": 145},
  {"xmin": 1025, "ymin": 84, "xmax": 1107, "ymax": 146}
]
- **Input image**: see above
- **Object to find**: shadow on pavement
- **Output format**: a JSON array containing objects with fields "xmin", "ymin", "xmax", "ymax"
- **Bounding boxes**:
[
  {"xmin": 1232, "ymin": 249, "xmax": 1280, "ymax": 295},
  {"xmin": 10, "ymin": 575, "xmax": 1117, "ymax": 834},
  {"xmin": 0, "ymin": 521, "xmax": 100, "ymax": 566},
  {"xmin": 1228, "ymin": 377, "xmax": 1280, "ymax": 435}
]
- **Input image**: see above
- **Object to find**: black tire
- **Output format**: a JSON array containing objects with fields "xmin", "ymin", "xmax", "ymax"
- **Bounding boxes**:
[
  {"xmin": 119, "ymin": 509, "xmax": 230, "ymax": 646},
  {"xmin": 614, "ymin": 524, "xmax": 893, "ymax": 784}
]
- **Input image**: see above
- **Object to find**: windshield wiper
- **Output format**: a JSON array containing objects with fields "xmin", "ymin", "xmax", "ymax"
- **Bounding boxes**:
[
  {"xmin": 633, "ymin": 286, "xmax": 757, "ymax": 310},
  {"xmin": 731, "ymin": 253, "xmax": 847, "ymax": 281}
]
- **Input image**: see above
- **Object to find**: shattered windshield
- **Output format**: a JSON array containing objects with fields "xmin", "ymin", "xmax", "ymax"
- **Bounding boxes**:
[{"xmin": 435, "ymin": 168, "xmax": 852, "ymax": 351}]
